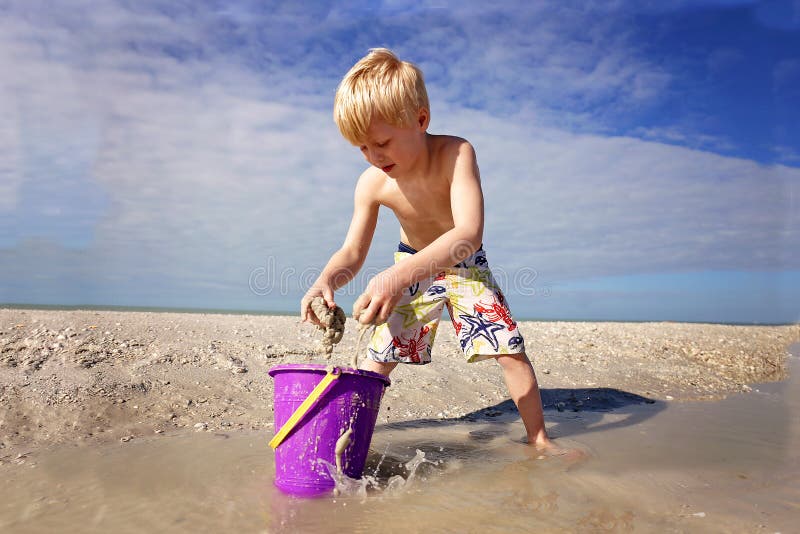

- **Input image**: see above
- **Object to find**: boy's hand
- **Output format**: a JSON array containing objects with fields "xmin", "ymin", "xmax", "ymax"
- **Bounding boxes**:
[
  {"xmin": 300, "ymin": 285, "xmax": 337, "ymax": 327},
  {"xmin": 353, "ymin": 269, "xmax": 403, "ymax": 325}
]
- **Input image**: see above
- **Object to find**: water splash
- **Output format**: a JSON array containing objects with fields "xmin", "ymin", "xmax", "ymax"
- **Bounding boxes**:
[
  {"xmin": 371, "ymin": 442, "xmax": 391, "ymax": 478},
  {"xmin": 384, "ymin": 449, "xmax": 434, "ymax": 494},
  {"xmin": 318, "ymin": 449, "xmax": 437, "ymax": 499},
  {"xmin": 318, "ymin": 458, "xmax": 371, "ymax": 499}
]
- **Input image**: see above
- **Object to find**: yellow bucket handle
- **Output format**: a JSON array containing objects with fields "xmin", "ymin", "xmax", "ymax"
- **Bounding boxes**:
[{"xmin": 269, "ymin": 368, "xmax": 341, "ymax": 449}]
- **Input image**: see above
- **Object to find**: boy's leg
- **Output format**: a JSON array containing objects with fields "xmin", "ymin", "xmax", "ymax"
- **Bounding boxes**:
[
  {"xmin": 360, "ymin": 359, "xmax": 399, "ymax": 377},
  {"xmin": 495, "ymin": 352, "xmax": 553, "ymax": 448}
]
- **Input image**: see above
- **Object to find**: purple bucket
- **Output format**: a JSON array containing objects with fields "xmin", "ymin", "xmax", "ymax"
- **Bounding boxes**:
[{"xmin": 268, "ymin": 364, "xmax": 390, "ymax": 497}]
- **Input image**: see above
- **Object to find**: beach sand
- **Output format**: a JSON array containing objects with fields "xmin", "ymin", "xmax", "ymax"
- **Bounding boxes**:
[{"xmin": 1, "ymin": 308, "xmax": 797, "ymax": 455}]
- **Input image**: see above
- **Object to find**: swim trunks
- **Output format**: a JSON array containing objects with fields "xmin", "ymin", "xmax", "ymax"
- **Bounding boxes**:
[{"xmin": 366, "ymin": 243, "xmax": 526, "ymax": 365}]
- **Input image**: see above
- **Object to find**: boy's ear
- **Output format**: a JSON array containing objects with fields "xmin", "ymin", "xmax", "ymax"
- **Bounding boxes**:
[{"xmin": 417, "ymin": 108, "xmax": 430, "ymax": 131}]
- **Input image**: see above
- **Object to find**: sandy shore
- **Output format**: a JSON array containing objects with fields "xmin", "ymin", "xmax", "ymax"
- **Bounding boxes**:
[{"xmin": 1, "ymin": 308, "xmax": 797, "ymax": 457}]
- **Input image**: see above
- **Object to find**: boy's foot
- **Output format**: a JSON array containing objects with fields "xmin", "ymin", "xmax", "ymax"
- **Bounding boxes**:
[{"xmin": 529, "ymin": 436, "xmax": 588, "ymax": 462}]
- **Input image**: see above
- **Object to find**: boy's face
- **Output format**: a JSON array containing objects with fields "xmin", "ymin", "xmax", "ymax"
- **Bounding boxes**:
[{"xmin": 358, "ymin": 109, "xmax": 429, "ymax": 178}]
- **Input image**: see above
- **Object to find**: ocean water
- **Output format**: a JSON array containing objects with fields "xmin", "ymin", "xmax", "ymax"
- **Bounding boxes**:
[{"xmin": 1, "ymin": 344, "xmax": 797, "ymax": 533}]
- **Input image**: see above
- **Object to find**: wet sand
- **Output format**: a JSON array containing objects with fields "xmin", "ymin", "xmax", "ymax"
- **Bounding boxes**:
[
  {"xmin": 1, "ymin": 309, "xmax": 798, "ymax": 532},
  {"xmin": 0, "ymin": 344, "xmax": 797, "ymax": 532}
]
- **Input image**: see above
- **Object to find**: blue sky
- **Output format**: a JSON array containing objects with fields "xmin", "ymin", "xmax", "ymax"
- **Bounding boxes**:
[{"xmin": 0, "ymin": 0, "xmax": 798, "ymax": 324}]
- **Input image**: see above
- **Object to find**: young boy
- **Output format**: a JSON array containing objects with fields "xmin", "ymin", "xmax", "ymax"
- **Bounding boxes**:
[{"xmin": 300, "ymin": 48, "xmax": 556, "ymax": 451}]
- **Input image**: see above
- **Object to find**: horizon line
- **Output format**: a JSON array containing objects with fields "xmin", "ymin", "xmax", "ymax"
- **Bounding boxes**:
[{"xmin": 1, "ymin": 302, "xmax": 796, "ymax": 327}]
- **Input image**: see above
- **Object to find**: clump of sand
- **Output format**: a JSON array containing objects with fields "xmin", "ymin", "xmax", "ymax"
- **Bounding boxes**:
[
  {"xmin": 309, "ymin": 296, "xmax": 376, "ymax": 369},
  {"xmin": 309, "ymin": 297, "xmax": 346, "ymax": 357}
]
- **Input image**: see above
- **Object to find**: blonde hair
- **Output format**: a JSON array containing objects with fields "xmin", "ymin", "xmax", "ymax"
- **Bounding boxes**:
[{"xmin": 334, "ymin": 48, "xmax": 429, "ymax": 145}]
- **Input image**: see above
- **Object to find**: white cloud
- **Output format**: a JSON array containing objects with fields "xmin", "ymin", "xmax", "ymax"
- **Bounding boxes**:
[
  {"xmin": 0, "ymin": 97, "xmax": 22, "ymax": 213},
  {"xmin": 632, "ymin": 126, "xmax": 739, "ymax": 154},
  {"xmin": 437, "ymin": 107, "xmax": 799, "ymax": 279},
  {"xmin": 0, "ymin": 0, "xmax": 796, "ymax": 311},
  {"xmin": 405, "ymin": 3, "xmax": 673, "ymax": 129},
  {"xmin": 773, "ymin": 145, "xmax": 800, "ymax": 164}
]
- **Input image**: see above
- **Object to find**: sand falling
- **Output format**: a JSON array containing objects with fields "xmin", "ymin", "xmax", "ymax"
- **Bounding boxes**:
[{"xmin": 309, "ymin": 296, "xmax": 376, "ymax": 370}]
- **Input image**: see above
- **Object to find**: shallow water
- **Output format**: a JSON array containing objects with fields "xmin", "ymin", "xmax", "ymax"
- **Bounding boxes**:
[{"xmin": 2, "ymin": 343, "xmax": 797, "ymax": 533}]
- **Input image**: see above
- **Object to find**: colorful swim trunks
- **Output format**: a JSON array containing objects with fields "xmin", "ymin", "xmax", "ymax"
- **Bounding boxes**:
[{"xmin": 366, "ymin": 242, "xmax": 526, "ymax": 365}]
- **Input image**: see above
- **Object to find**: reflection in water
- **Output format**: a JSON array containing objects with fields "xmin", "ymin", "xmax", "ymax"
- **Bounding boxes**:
[{"xmin": 1, "ymin": 344, "xmax": 797, "ymax": 533}]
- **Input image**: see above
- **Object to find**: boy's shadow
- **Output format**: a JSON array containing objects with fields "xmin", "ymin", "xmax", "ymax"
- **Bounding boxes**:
[{"xmin": 377, "ymin": 387, "xmax": 664, "ymax": 441}]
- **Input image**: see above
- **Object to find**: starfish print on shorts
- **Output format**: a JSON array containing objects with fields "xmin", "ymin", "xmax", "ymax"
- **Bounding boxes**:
[
  {"xmin": 367, "ymin": 337, "xmax": 397, "ymax": 362},
  {"xmin": 393, "ymin": 300, "xmax": 441, "ymax": 329},
  {"xmin": 458, "ymin": 312, "xmax": 506, "ymax": 352},
  {"xmin": 456, "ymin": 276, "xmax": 491, "ymax": 298}
]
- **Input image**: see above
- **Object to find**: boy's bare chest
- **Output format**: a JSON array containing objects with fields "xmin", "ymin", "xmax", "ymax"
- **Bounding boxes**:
[{"xmin": 379, "ymin": 176, "xmax": 454, "ymax": 237}]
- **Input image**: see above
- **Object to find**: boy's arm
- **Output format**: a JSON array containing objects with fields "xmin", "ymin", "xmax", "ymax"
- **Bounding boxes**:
[
  {"xmin": 300, "ymin": 171, "xmax": 380, "ymax": 325},
  {"xmin": 356, "ymin": 140, "xmax": 484, "ymax": 324}
]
